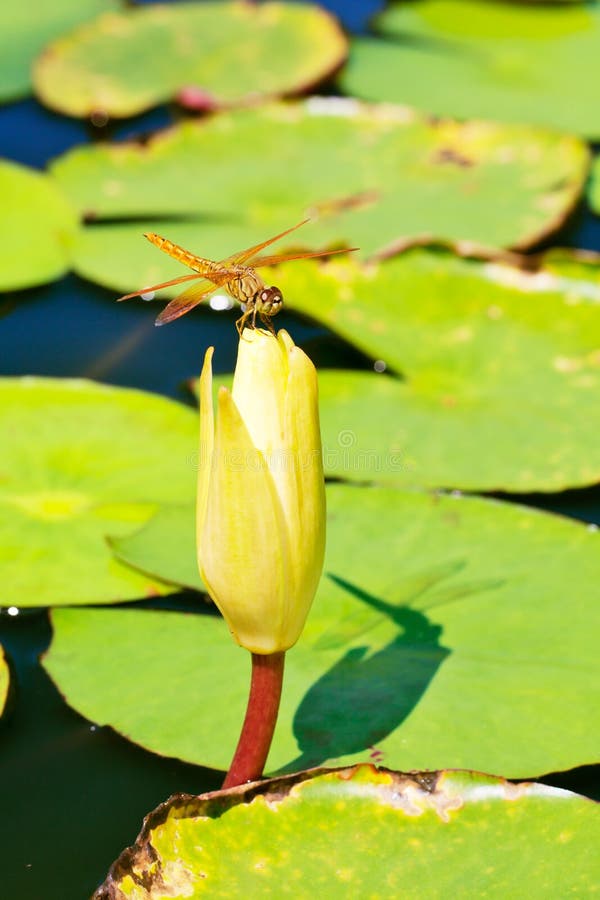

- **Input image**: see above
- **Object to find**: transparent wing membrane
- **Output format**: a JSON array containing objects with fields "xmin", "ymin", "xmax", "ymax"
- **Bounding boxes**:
[
  {"xmin": 223, "ymin": 219, "xmax": 310, "ymax": 267},
  {"xmin": 155, "ymin": 276, "xmax": 228, "ymax": 326},
  {"xmin": 252, "ymin": 246, "xmax": 359, "ymax": 268},
  {"xmin": 117, "ymin": 273, "xmax": 202, "ymax": 303}
]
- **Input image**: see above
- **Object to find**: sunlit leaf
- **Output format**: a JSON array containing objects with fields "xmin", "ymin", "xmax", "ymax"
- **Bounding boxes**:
[
  {"xmin": 0, "ymin": 377, "xmax": 197, "ymax": 607},
  {"xmin": 48, "ymin": 100, "xmax": 588, "ymax": 281},
  {"xmin": 45, "ymin": 486, "xmax": 600, "ymax": 777},
  {"xmin": 0, "ymin": 0, "xmax": 120, "ymax": 102},
  {"xmin": 341, "ymin": 0, "xmax": 600, "ymax": 137},
  {"xmin": 94, "ymin": 766, "xmax": 600, "ymax": 900},
  {"xmin": 33, "ymin": 2, "xmax": 346, "ymax": 118},
  {"xmin": 282, "ymin": 246, "xmax": 600, "ymax": 492},
  {"xmin": 110, "ymin": 504, "xmax": 203, "ymax": 592},
  {"xmin": 0, "ymin": 159, "xmax": 78, "ymax": 291}
]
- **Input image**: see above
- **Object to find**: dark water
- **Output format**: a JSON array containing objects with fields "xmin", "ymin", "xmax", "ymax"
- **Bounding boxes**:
[{"xmin": 1, "ymin": 2, "xmax": 599, "ymax": 897}]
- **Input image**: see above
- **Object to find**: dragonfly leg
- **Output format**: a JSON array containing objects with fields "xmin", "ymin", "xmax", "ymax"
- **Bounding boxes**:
[
  {"xmin": 260, "ymin": 311, "xmax": 277, "ymax": 335},
  {"xmin": 236, "ymin": 308, "xmax": 252, "ymax": 339}
]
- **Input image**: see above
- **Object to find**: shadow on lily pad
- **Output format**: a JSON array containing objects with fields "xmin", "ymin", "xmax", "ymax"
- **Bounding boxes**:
[{"xmin": 280, "ymin": 574, "xmax": 453, "ymax": 772}]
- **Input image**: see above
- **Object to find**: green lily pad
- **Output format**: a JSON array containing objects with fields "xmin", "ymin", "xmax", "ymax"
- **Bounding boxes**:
[
  {"xmin": 0, "ymin": 159, "xmax": 78, "ymax": 291},
  {"xmin": 33, "ymin": 2, "xmax": 346, "ymax": 119},
  {"xmin": 94, "ymin": 766, "xmax": 600, "ymax": 900},
  {"xmin": 341, "ymin": 0, "xmax": 600, "ymax": 138},
  {"xmin": 45, "ymin": 486, "xmax": 600, "ymax": 777},
  {"xmin": 109, "ymin": 504, "xmax": 203, "ymax": 592},
  {"xmin": 0, "ymin": 0, "xmax": 120, "ymax": 103},
  {"xmin": 49, "ymin": 100, "xmax": 588, "ymax": 283},
  {"xmin": 0, "ymin": 377, "xmax": 198, "ymax": 607},
  {"xmin": 0, "ymin": 644, "xmax": 9, "ymax": 717},
  {"xmin": 286, "ymin": 246, "xmax": 600, "ymax": 492}
]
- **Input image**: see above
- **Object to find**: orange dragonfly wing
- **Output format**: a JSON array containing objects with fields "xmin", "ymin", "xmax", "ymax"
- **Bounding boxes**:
[
  {"xmin": 117, "ymin": 272, "xmax": 203, "ymax": 303},
  {"xmin": 250, "ymin": 246, "xmax": 359, "ymax": 269},
  {"xmin": 155, "ymin": 274, "xmax": 230, "ymax": 326},
  {"xmin": 221, "ymin": 219, "xmax": 310, "ymax": 267}
]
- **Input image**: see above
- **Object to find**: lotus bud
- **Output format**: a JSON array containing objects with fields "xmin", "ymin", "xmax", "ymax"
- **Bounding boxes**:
[{"xmin": 197, "ymin": 329, "xmax": 325, "ymax": 654}]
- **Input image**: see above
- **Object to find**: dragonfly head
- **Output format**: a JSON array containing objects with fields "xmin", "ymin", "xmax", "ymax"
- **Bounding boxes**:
[{"xmin": 256, "ymin": 286, "xmax": 283, "ymax": 318}]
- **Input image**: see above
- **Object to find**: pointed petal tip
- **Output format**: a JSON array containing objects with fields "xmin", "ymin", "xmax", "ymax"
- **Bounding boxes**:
[
  {"xmin": 277, "ymin": 329, "xmax": 295, "ymax": 353},
  {"xmin": 200, "ymin": 346, "xmax": 214, "ymax": 387}
]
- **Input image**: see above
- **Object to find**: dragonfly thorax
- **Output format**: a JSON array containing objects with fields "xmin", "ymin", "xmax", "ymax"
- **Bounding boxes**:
[
  {"xmin": 228, "ymin": 270, "xmax": 263, "ymax": 304},
  {"xmin": 229, "ymin": 269, "xmax": 283, "ymax": 335},
  {"xmin": 229, "ymin": 271, "xmax": 283, "ymax": 319}
]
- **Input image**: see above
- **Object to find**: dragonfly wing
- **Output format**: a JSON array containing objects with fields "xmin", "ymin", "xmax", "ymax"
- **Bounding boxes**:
[
  {"xmin": 117, "ymin": 273, "xmax": 203, "ymax": 302},
  {"xmin": 251, "ymin": 246, "xmax": 359, "ymax": 268},
  {"xmin": 221, "ymin": 219, "xmax": 310, "ymax": 267},
  {"xmin": 155, "ymin": 275, "xmax": 229, "ymax": 326}
]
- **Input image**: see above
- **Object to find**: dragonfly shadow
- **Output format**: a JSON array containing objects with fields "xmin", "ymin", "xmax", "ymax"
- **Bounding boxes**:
[{"xmin": 278, "ymin": 572, "xmax": 453, "ymax": 774}]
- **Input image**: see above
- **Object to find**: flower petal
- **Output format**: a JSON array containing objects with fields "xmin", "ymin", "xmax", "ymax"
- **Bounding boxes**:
[
  {"xmin": 231, "ymin": 328, "xmax": 287, "ymax": 458},
  {"xmin": 196, "ymin": 346, "xmax": 214, "ymax": 533},
  {"xmin": 281, "ymin": 341, "xmax": 326, "ymax": 641},
  {"xmin": 198, "ymin": 385, "xmax": 292, "ymax": 654}
]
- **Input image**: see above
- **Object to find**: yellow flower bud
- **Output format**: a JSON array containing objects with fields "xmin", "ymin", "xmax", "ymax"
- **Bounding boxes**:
[{"xmin": 197, "ymin": 329, "xmax": 326, "ymax": 654}]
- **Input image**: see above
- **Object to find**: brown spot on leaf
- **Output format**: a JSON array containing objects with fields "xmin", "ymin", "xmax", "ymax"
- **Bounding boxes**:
[
  {"xmin": 413, "ymin": 771, "xmax": 440, "ymax": 792},
  {"xmin": 308, "ymin": 189, "xmax": 380, "ymax": 219},
  {"xmin": 434, "ymin": 147, "xmax": 474, "ymax": 168}
]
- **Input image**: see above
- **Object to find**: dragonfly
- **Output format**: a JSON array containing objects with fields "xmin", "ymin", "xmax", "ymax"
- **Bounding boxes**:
[{"xmin": 117, "ymin": 219, "xmax": 358, "ymax": 334}]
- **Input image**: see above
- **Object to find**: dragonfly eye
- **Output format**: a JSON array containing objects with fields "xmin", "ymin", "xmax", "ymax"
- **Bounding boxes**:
[{"xmin": 258, "ymin": 286, "xmax": 283, "ymax": 316}]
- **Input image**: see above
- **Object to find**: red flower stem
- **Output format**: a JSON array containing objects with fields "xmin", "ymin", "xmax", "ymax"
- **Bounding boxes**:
[{"xmin": 222, "ymin": 651, "xmax": 285, "ymax": 789}]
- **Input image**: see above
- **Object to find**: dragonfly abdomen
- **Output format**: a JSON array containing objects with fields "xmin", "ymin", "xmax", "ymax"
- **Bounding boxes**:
[{"xmin": 144, "ymin": 232, "xmax": 216, "ymax": 275}]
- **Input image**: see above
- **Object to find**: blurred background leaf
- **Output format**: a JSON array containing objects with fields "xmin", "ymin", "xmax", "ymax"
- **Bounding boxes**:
[
  {"xmin": 47, "ymin": 102, "xmax": 588, "ymax": 293},
  {"xmin": 33, "ymin": 1, "xmax": 347, "ymax": 118},
  {"xmin": 589, "ymin": 156, "xmax": 600, "ymax": 216},
  {"xmin": 0, "ymin": 0, "xmax": 121, "ymax": 103},
  {"xmin": 0, "ymin": 158, "xmax": 78, "ymax": 290},
  {"xmin": 341, "ymin": 0, "xmax": 600, "ymax": 137}
]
